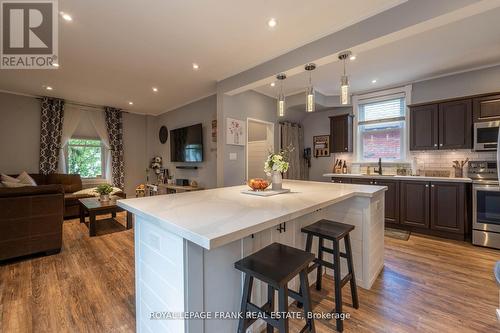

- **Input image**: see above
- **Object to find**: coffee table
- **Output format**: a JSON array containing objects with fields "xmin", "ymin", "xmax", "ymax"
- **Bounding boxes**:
[{"xmin": 79, "ymin": 196, "xmax": 132, "ymax": 237}]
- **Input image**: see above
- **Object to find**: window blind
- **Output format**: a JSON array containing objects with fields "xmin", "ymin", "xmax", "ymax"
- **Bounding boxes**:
[{"xmin": 358, "ymin": 97, "xmax": 405, "ymax": 124}]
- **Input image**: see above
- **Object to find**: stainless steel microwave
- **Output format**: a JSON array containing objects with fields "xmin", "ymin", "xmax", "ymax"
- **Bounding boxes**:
[{"xmin": 474, "ymin": 121, "xmax": 500, "ymax": 151}]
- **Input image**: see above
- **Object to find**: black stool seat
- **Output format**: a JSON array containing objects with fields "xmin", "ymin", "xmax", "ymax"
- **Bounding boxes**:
[
  {"xmin": 235, "ymin": 242, "xmax": 316, "ymax": 333},
  {"xmin": 235, "ymin": 242, "xmax": 315, "ymax": 288},
  {"xmin": 301, "ymin": 219, "xmax": 354, "ymax": 241}
]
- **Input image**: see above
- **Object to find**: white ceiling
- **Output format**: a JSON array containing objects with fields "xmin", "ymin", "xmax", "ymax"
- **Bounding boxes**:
[
  {"xmin": 254, "ymin": 6, "xmax": 500, "ymax": 99},
  {"xmin": 0, "ymin": 0, "xmax": 404, "ymax": 114}
]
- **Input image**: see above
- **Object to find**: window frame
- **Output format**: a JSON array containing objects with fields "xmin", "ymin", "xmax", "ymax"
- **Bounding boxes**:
[
  {"xmin": 66, "ymin": 137, "xmax": 105, "ymax": 179},
  {"xmin": 352, "ymin": 85, "xmax": 412, "ymax": 164}
]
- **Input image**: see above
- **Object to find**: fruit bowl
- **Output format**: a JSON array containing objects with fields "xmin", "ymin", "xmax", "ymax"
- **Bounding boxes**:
[{"xmin": 247, "ymin": 178, "xmax": 270, "ymax": 191}]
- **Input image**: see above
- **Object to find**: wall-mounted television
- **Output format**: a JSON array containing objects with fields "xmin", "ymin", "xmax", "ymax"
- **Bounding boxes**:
[{"xmin": 170, "ymin": 123, "xmax": 203, "ymax": 162}]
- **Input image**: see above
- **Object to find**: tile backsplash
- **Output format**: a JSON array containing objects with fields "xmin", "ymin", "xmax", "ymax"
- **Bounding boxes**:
[{"xmin": 331, "ymin": 149, "xmax": 496, "ymax": 176}]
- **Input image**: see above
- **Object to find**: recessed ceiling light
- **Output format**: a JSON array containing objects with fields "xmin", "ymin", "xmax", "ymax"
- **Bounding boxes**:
[
  {"xmin": 270, "ymin": 82, "xmax": 276, "ymax": 87},
  {"xmin": 372, "ymin": 79, "xmax": 377, "ymax": 84},
  {"xmin": 128, "ymin": 101, "xmax": 133, "ymax": 105},
  {"xmin": 60, "ymin": 12, "xmax": 72, "ymax": 21},
  {"xmin": 349, "ymin": 55, "xmax": 356, "ymax": 61},
  {"xmin": 152, "ymin": 87, "xmax": 158, "ymax": 92},
  {"xmin": 52, "ymin": 63, "xmax": 59, "ymax": 68},
  {"xmin": 45, "ymin": 86, "xmax": 53, "ymax": 90},
  {"xmin": 267, "ymin": 18, "xmax": 277, "ymax": 28},
  {"xmin": 192, "ymin": 63, "xmax": 199, "ymax": 70}
]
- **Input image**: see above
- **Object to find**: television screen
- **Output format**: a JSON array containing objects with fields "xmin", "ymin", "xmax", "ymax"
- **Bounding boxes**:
[{"xmin": 170, "ymin": 123, "xmax": 203, "ymax": 162}]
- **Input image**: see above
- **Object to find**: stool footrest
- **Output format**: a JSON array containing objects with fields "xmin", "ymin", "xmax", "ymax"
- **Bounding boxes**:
[
  {"xmin": 320, "ymin": 246, "xmax": 348, "ymax": 259},
  {"xmin": 245, "ymin": 301, "xmax": 279, "ymax": 328},
  {"xmin": 341, "ymin": 273, "xmax": 353, "ymax": 288}
]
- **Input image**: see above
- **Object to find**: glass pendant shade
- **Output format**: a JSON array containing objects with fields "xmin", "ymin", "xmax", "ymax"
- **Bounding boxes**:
[
  {"xmin": 306, "ymin": 86, "xmax": 315, "ymax": 112},
  {"xmin": 340, "ymin": 75, "xmax": 350, "ymax": 105},
  {"xmin": 277, "ymin": 93, "xmax": 285, "ymax": 117}
]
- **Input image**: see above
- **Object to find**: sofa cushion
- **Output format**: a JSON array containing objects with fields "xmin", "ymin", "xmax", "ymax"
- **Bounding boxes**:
[
  {"xmin": 0, "ymin": 184, "xmax": 64, "ymax": 198},
  {"xmin": 73, "ymin": 187, "xmax": 123, "ymax": 197},
  {"xmin": 46, "ymin": 174, "xmax": 82, "ymax": 193},
  {"xmin": 2, "ymin": 181, "xmax": 34, "ymax": 188}
]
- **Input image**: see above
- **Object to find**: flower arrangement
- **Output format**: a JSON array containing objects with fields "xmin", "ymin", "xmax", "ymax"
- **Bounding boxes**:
[{"xmin": 264, "ymin": 145, "xmax": 294, "ymax": 176}]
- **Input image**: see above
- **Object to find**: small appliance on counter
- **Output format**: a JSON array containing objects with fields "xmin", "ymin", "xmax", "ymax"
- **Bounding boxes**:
[
  {"xmin": 469, "ymin": 160, "xmax": 500, "ymax": 249},
  {"xmin": 176, "ymin": 178, "xmax": 190, "ymax": 186}
]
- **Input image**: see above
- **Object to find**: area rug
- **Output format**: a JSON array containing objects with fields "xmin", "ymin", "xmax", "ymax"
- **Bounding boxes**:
[{"xmin": 385, "ymin": 227, "xmax": 410, "ymax": 241}]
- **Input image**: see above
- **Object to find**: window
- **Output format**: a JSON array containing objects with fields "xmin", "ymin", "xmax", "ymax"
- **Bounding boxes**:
[
  {"xmin": 354, "ymin": 87, "xmax": 410, "ymax": 163},
  {"xmin": 67, "ymin": 138, "xmax": 104, "ymax": 178}
]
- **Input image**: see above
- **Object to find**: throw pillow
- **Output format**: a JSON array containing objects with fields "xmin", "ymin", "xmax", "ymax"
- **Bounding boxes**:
[
  {"xmin": 17, "ymin": 171, "xmax": 37, "ymax": 186},
  {"xmin": 1, "ymin": 174, "xmax": 20, "ymax": 183},
  {"xmin": 2, "ymin": 181, "xmax": 32, "ymax": 188}
]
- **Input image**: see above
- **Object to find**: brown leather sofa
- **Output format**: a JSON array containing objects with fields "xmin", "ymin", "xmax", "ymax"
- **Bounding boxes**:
[
  {"xmin": 0, "ymin": 184, "xmax": 64, "ymax": 261},
  {"xmin": 7, "ymin": 174, "xmax": 125, "ymax": 218}
]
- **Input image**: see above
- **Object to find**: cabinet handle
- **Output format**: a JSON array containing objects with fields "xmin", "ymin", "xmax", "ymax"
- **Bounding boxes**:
[
  {"xmin": 439, "ymin": 144, "xmax": 443, "ymax": 147},
  {"xmin": 374, "ymin": 181, "xmax": 377, "ymax": 185},
  {"xmin": 431, "ymin": 184, "xmax": 435, "ymax": 188},
  {"xmin": 425, "ymin": 184, "xmax": 429, "ymax": 188},
  {"xmin": 344, "ymin": 147, "xmax": 347, "ymax": 151},
  {"xmin": 434, "ymin": 144, "xmax": 438, "ymax": 147}
]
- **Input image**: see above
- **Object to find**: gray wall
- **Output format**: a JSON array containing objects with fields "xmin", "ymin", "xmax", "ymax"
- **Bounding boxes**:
[
  {"xmin": 0, "ymin": 91, "xmax": 147, "ymax": 197},
  {"xmin": 412, "ymin": 64, "xmax": 500, "ymax": 103},
  {"xmin": 301, "ymin": 107, "xmax": 352, "ymax": 181},
  {"xmin": 221, "ymin": 90, "xmax": 277, "ymax": 186},
  {"xmin": 147, "ymin": 95, "xmax": 217, "ymax": 189},
  {"xmin": 0, "ymin": 92, "xmax": 41, "ymax": 173}
]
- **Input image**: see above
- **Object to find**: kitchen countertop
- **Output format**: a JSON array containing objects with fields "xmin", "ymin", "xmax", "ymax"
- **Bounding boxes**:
[
  {"xmin": 117, "ymin": 179, "xmax": 386, "ymax": 249},
  {"xmin": 323, "ymin": 173, "xmax": 473, "ymax": 183}
]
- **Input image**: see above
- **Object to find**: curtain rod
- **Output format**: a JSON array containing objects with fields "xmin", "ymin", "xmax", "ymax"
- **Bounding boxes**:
[
  {"xmin": 279, "ymin": 121, "xmax": 302, "ymax": 127},
  {"xmin": 0, "ymin": 89, "xmax": 127, "ymax": 113}
]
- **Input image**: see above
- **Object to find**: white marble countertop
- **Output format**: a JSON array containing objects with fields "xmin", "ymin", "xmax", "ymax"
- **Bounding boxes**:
[
  {"xmin": 117, "ymin": 180, "xmax": 386, "ymax": 250},
  {"xmin": 323, "ymin": 173, "xmax": 472, "ymax": 183}
]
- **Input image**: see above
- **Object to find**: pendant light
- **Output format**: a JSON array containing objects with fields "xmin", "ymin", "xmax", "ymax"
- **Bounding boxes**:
[
  {"xmin": 276, "ymin": 73, "xmax": 287, "ymax": 117},
  {"xmin": 304, "ymin": 63, "xmax": 316, "ymax": 112},
  {"xmin": 338, "ymin": 51, "xmax": 352, "ymax": 105}
]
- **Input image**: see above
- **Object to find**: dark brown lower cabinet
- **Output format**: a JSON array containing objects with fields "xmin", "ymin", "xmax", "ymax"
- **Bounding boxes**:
[
  {"xmin": 400, "ymin": 181, "xmax": 430, "ymax": 228},
  {"xmin": 330, "ymin": 177, "xmax": 351, "ymax": 184},
  {"xmin": 351, "ymin": 178, "xmax": 373, "ymax": 185},
  {"xmin": 372, "ymin": 179, "xmax": 399, "ymax": 225},
  {"xmin": 430, "ymin": 182, "xmax": 465, "ymax": 234}
]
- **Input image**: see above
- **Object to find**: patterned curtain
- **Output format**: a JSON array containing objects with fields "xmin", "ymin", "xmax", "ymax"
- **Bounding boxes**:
[
  {"xmin": 104, "ymin": 107, "xmax": 124, "ymax": 189},
  {"xmin": 39, "ymin": 97, "xmax": 65, "ymax": 175}
]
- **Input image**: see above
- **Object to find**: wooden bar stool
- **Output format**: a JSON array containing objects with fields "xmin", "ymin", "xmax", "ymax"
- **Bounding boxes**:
[
  {"xmin": 234, "ymin": 242, "xmax": 316, "ymax": 333},
  {"xmin": 300, "ymin": 219, "xmax": 359, "ymax": 332}
]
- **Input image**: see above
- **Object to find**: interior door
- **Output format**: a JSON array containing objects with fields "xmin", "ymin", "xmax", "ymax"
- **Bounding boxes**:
[{"xmin": 247, "ymin": 119, "xmax": 274, "ymax": 180}]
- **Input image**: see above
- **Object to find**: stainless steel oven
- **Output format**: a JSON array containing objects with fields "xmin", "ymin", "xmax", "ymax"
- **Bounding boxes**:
[
  {"xmin": 474, "ymin": 121, "xmax": 500, "ymax": 151},
  {"xmin": 470, "ymin": 161, "xmax": 500, "ymax": 249}
]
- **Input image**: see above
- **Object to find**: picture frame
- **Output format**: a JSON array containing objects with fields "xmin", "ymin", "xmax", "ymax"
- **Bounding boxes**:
[
  {"xmin": 226, "ymin": 117, "xmax": 245, "ymax": 146},
  {"xmin": 313, "ymin": 135, "xmax": 330, "ymax": 157}
]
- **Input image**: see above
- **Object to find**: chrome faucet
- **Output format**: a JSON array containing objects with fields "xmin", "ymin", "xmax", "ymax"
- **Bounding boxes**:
[{"xmin": 374, "ymin": 158, "xmax": 383, "ymax": 175}]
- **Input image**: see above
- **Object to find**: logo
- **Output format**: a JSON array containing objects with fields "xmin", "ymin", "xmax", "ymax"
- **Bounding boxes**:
[{"xmin": 1, "ymin": 0, "xmax": 58, "ymax": 69}]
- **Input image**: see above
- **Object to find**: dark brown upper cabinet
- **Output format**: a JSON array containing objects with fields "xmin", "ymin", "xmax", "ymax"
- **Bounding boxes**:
[
  {"xmin": 438, "ymin": 99, "xmax": 472, "ymax": 149},
  {"xmin": 410, "ymin": 99, "xmax": 472, "ymax": 150},
  {"xmin": 400, "ymin": 181, "xmax": 430, "ymax": 228},
  {"xmin": 430, "ymin": 182, "xmax": 465, "ymax": 234},
  {"xmin": 410, "ymin": 104, "xmax": 439, "ymax": 150},
  {"xmin": 473, "ymin": 93, "xmax": 500, "ymax": 122},
  {"xmin": 329, "ymin": 114, "xmax": 353, "ymax": 153}
]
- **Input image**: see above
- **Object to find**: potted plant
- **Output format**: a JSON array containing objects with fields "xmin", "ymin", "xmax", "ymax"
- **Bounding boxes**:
[
  {"xmin": 264, "ymin": 145, "xmax": 294, "ymax": 190},
  {"xmin": 95, "ymin": 184, "xmax": 114, "ymax": 202}
]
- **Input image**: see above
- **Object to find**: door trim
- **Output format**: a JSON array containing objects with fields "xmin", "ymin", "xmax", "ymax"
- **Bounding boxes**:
[{"xmin": 246, "ymin": 118, "xmax": 275, "ymax": 181}]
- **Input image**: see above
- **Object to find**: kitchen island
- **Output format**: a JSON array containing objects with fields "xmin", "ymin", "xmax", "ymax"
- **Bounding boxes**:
[{"xmin": 118, "ymin": 180, "xmax": 386, "ymax": 333}]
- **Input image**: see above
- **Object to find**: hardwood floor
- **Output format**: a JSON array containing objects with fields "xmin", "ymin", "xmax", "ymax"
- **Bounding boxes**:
[{"xmin": 1, "ymin": 214, "xmax": 498, "ymax": 332}]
